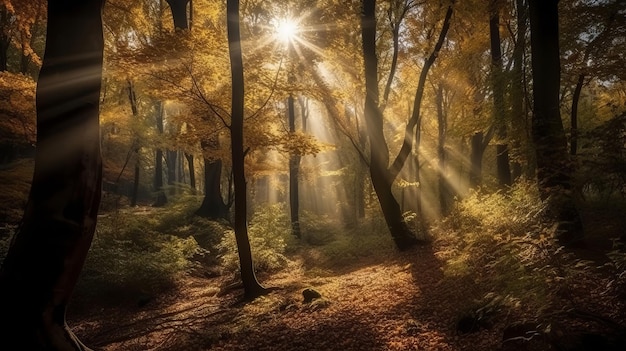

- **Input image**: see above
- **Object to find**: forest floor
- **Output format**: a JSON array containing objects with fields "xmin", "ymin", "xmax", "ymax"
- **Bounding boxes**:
[
  {"xmin": 68, "ymin": 236, "xmax": 626, "ymax": 351},
  {"xmin": 69, "ymin": 244, "xmax": 504, "ymax": 351}
]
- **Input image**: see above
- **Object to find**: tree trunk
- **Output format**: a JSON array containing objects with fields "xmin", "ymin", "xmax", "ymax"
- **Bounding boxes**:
[
  {"xmin": 0, "ymin": 5, "xmax": 9, "ymax": 72},
  {"xmin": 0, "ymin": 1, "xmax": 104, "ymax": 349},
  {"xmin": 196, "ymin": 157, "xmax": 228, "ymax": 219},
  {"xmin": 510, "ymin": 0, "xmax": 528, "ymax": 180},
  {"xmin": 436, "ymin": 84, "xmax": 451, "ymax": 216},
  {"xmin": 528, "ymin": 0, "xmax": 583, "ymax": 243},
  {"xmin": 227, "ymin": 0, "xmax": 268, "ymax": 300},
  {"xmin": 166, "ymin": 0, "xmax": 190, "ymax": 30},
  {"xmin": 127, "ymin": 80, "xmax": 141, "ymax": 207},
  {"xmin": 489, "ymin": 1, "xmax": 511, "ymax": 187},
  {"xmin": 570, "ymin": 73, "xmax": 584, "ymax": 156},
  {"xmin": 469, "ymin": 130, "xmax": 488, "ymax": 188},
  {"xmin": 166, "ymin": 149, "xmax": 178, "ymax": 194},
  {"xmin": 362, "ymin": 0, "xmax": 419, "ymax": 251},
  {"xmin": 287, "ymin": 93, "xmax": 301, "ymax": 238},
  {"xmin": 185, "ymin": 152, "xmax": 196, "ymax": 193},
  {"xmin": 154, "ymin": 102, "xmax": 167, "ymax": 206}
]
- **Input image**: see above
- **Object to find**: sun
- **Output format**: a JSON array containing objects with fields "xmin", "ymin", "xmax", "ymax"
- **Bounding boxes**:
[{"xmin": 275, "ymin": 18, "xmax": 299, "ymax": 44}]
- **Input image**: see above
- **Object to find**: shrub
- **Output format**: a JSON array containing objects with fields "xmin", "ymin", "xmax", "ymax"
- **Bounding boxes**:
[
  {"xmin": 433, "ymin": 181, "xmax": 562, "ymax": 314},
  {"xmin": 74, "ymin": 209, "xmax": 201, "ymax": 308},
  {"xmin": 217, "ymin": 204, "xmax": 292, "ymax": 275}
]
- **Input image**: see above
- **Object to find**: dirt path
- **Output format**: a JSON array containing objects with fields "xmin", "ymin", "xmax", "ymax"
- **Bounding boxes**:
[{"xmin": 69, "ymin": 245, "xmax": 511, "ymax": 351}]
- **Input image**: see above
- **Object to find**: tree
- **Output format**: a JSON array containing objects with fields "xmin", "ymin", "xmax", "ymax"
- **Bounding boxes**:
[
  {"xmin": 0, "ymin": 0, "xmax": 104, "ymax": 349},
  {"xmin": 488, "ymin": 0, "xmax": 511, "ymax": 187},
  {"xmin": 227, "ymin": 0, "xmax": 269, "ymax": 299},
  {"xmin": 361, "ymin": 0, "xmax": 454, "ymax": 249},
  {"xmin": 528, "ymin": 0, "xmax": 582, "ymax": 243}
]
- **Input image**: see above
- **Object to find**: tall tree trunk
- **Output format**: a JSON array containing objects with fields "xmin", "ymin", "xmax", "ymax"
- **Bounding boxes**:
[
  {"xmin": 166, "ymin": 0, "xmax": 190, "ymax": 30},
  {"xmin": 388, "ymin": 1, "xmax": 454, "ymax": 180},
  {"xmin": 0, "ymin": 1, "xmax": 104, "ymax": 349},
  {"xmin": 127, "ymin": 80, "xmax": 141, "ymax": 207},
  {"xmin": 489, "ymin": 1, "xmax": 511, "ymax": 187},
  {"xmin": 362, "ymin": 0, "xmax": 419, "ymax": 250},
  {"xmin": 287, "ymin": 93, "xmax": 301, "ymax": 238},
  {"xmin": 227, "ymin": 0, "xmax": 268, "ymax": 299},
  {"xmin": 166, "ymin": 149, "xmax": 178, "ymax": 194},
  {"xmin": 528, "ymin": 0, "xmax": 582, "ymax": 243},
  {"xmin": 570, "ymin": 73, "xmax": 584, "ymax": 156},
  {"xmin": 436, "ymin": 84, "xmax": 451, "ymax": 216},
  {"xmin": 469, "ymin": 128, "xmax": 493, "ymax": 188},
  {"xmin": 185, "ymin": 152, "xmax": 196, "ymax": 193},
  {"xmin": 0, "ymin": 5, "xmax": 9, "ymax": 72},
  {"xmin": 510, "ymin": 0, "xmax": 528, "ymax": 180},
  {"xmin": 154, "ymin": 102, "xmax": 167, "ymax": 206}
]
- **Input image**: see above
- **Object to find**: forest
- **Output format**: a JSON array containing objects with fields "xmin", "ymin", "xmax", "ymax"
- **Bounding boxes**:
[{"xmin": 0, "ymin": 0, "xmax": 625, "ymax": 350}]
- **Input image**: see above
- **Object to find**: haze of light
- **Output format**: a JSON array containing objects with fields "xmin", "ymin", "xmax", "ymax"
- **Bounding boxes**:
[{"xmin": 275, "ymin": 18, "xmax": 299, "ymax": 43}]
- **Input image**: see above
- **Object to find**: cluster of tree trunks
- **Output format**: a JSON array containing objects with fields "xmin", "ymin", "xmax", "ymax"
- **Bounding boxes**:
[{"xmin": 0, "ymin": 1, "xmax": 588, "ymax": 349}]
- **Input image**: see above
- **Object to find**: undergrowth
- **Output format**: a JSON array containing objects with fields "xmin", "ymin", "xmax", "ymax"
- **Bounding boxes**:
[
  {"xmin": 432, "ymin": 180, "xmax": 622, "ymax": 325},
  {"xmin": 75, "ymin": 201, "xmax": 203, "ymax": 308}
]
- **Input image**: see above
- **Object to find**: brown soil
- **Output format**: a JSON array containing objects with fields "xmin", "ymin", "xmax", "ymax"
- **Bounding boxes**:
[{"xmin": 69, "ymin": 245, "xmax": 514, "ymax": 351}]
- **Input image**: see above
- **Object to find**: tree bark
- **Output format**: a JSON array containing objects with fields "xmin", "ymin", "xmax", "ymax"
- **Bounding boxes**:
[
  {"xmin": 287, "ymin": 93, "xmax": 301, "ymax": 238},
  {"xmin": 0, "ymin": 1, "xmax": 104, "ymax": 349},
  {"xmin": 196, "ymin": 156, "xmax": 228, "ymax": 219},
  {"xmin": 362, "ymin": 0, "xmax": 419, "ymax": 250},
  {"xmin": 127, "ymin": 80, "xmax": 141, "ymax": 206},
  {"xmin": 0, "ymin": 5, "xmax": 10, "ymax": 72},
  {"xmin": 185, "ymin": 152, "xmax": 196, "ymax": 193},
  {"xmin": 166, "ymin": 0, "xmax": 190, "ymax": 30},
  {"xmin": 570, "ymin": 73, "xmax": 584, "ymax": 156},
  {"xmin": 436, "ymin": 84, "xmax": 451, "ymax": 216},
  {"xmin": 154, "ymin": 102, "xmax": 167, "ymax": 206},
  {"xmin": 510, "ymin": 0, "xmax": 529, "ymax": 180},
  {"xmin": 489, "ymin": 1, "xmax": 511, "ymax": 187},
  {"xmin": 528, "ymin": 0, "xmax": 583, "ymax": 243},
  {"xmin": 227, "ymin": 0, "xmax": 268, "ymax": 299}
]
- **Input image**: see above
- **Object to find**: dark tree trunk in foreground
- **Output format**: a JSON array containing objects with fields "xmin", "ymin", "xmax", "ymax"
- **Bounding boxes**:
[
  {"xmin": 362, "ymin": 0, "xmax": 419, "ymax": 250},
  {"xmin": 0, "ymin": 1, "xmax": 104, "ymax": 349},
  {"xmin": 227, "ymin": 0, "xmax": 268, "ymax": 299},
  {"xmin": 0, "ymin": 5, "xmax": 8, "ymax": 72},
  {"xmin": 528, "ymin": 0, "xmax": 582, "ymax": 243},
  {"xmin": 489, "ymin": 1, "xmax": 511, "ymax": 187}
]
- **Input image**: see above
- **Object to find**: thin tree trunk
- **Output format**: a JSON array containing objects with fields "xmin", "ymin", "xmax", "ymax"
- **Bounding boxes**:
[
  {"xmin": 154, "ymin": 102, "xmax": 167, "ymax": 206},
  {"xmin": 528, "ymin": 0, "xmax": 582, "ymax": 243},
  {"xmin": 570, "ymin": 73, "xmax": 584, "ymax": 156},
  {"xmin": 0, "ymin": 5, "xmax": 9, "ymax": 72},
  {"xmin": 185, "ymin": 152, "xmax": 196, "ymax": 193},
  {"xmin": 510, "ymin": 0, "xmax": 528, "ymax": 180},
  {"xmin": 0, "ymin": 1, "xmax": 104, "ymax": 349},
  {"xmin": 436, "ymin": 84, "xmax": 450, "ymax": 216},
  {"xmin": 287, "ymin": 92, "xmax": 301, "ymax": 238},
  {"xmin": 227, "ymin": 0, "xmax": 268, "ymax": 299},
  {"xmin": 127, "ymin": 80, "xmax": 141, "ymax": 206},
  {"xmin": 489, "ymin": 1, "xmax": 511, "ymax": 187},
  {"xmin": 388, "ymin": 1, "xmax": 454, "ymax": 180}
]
